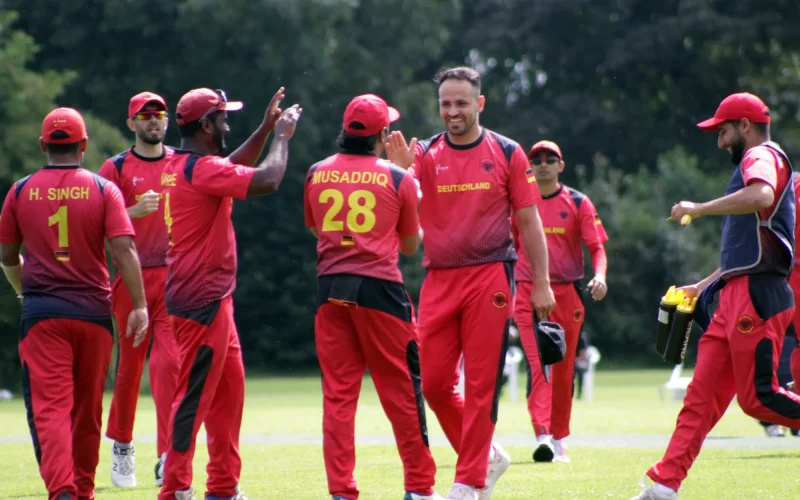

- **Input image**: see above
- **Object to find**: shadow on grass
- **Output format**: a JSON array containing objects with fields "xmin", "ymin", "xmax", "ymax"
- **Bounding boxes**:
[{"xmin": 728, "ymin": 453, "xmax": 800, "ymax": 460}]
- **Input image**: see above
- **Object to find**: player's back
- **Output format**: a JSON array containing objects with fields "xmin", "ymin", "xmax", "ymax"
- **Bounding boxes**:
[
  {"xmin": 8, "ymin": 167, "xmax": 121, "ymax": 319},
  {"xmin": 304, "ymin": 153, "xmax": 418, "ymax": 283}
]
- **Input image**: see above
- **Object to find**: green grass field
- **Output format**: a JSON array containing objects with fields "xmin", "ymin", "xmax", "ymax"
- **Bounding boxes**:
[{"xmin": 1, "ymin": 369, "xmax": 799, "ymax": 499}]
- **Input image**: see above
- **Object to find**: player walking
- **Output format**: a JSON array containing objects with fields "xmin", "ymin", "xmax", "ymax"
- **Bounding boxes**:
[
  {"xmin": 99, "ymin": 91, "xmax": 179, "ymax": 488},
  {"xmin": 387, "ymin": 67, "xmax": 556, "ymax": 500},
  {"xmin": 0, "ymin": 107, "xmax": 148, "ymax": 500},
  {"xmin": 305, "ymin": 94, "xmax": 442, "ymax": 500},
  {"xmin": 157, "ymin": 87, "xmax": 301, "ymax": 500},
  {"xmin": 513, "ymin": 140, "xmax": 608, "ymax": 463},
  {"xmin": 634, "ymin": 93, "xmax": 800, "ymax": 499}
]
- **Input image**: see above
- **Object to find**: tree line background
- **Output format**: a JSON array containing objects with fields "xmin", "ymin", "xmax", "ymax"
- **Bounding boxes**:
[{"xmin": 1, "ymin": 0, "xmax": 800, "ymax": 385}]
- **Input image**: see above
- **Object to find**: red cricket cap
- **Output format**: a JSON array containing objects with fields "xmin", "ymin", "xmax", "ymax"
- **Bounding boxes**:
[
  {"xmin": 128, "ymin": 91, "xmax": 167, "ymax": 118},
  {"xmin": 697, "ymin": 93, "xmax": 771, "ymax": 132},
  {"xmin": 528, "ymin": 140, "xmax": 563, "ymax": 160},
  {"xmin": 175, "ymin": 88, "xmax": 243, "ymax": 125},
  {"xmin": 343, "ymin": 94, "xmax": 400, "ymax": 137},
  {"xmin": 41, "ymin": 107, "xmax": 88, "ymax": 144}
]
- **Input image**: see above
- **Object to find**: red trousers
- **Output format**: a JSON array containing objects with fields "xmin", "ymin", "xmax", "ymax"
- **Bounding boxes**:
[
  {"xmin": 515, "ymin": 281, "xmax": 584, "ymax": 439},
  {"xmin": 418, "ymin": 262, "xmax": 512, "ymax": 489},
  {"xmin": 107, "ymin": 267, "xmax": 179, "ymax": 455},
  {"xmin": 648, "ymin": 275, "xmax": 800, "ymax": 491},
  {"xmin": 316, "ymin": 298, "xmax": 436, "ymax": 499},
  {"xmin": 19, "ymin": 318, "xmax": 114, "ymax": 500},
  {"xmin": 790, "ymin": 270, "xmax": 800, "ymax": 389},
  {"xmin": 159, "ymin": 297, "xmax": 244, "ymax": 500}
]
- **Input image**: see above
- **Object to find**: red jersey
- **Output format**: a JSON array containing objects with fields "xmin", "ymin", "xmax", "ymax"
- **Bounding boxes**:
[
  {"xmin": 98, "ymin": 147, "xmax": 174, "ymax": 268},
  {"xmin": 304, "ymin": 154, "xmax": 419, "ymax": 283},
  {"xmin": 0, "ymin": 166, "xmax": 134, "ymax": 320},
  {"xmin": 794, "ymin": 173, "xmax": 800, "ymax": 269},
  {"xmin": 161, "ymin": 150, "xmax": 254, "ymax": 315},
  {"xmin": 513, "ymin": 185, "xmax": 608, "ymax": 283},
  {"xmin": 410, "ymin": 129, "xmax": 540, "ymax": 269}
]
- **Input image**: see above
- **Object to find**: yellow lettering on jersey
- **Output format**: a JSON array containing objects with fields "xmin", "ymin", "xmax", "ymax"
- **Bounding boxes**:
[
  {"xmin": 436, "ymin": 182, "xmax": 491, "ymax": 193},
  {"xmin": 28, "ymin": 188, "xmax": 41, "ymax": 201},
  {"xmin": 47, "ymin": 187, "xmax": 90, "ymax": 201},
  {"xmin": 161, "ymin": 173, "xmax": 177, "ymax": 187},
  {"xmin": 543, "ymin": 227, "xmax": 566, "ymax": 235},
  {"xmin": 311, "ymin": 170, "xmax": 389, "ymax": 188}
]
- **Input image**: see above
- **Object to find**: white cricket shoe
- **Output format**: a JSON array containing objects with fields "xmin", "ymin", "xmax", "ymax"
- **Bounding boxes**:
[
  {"xmin": 532, "ymin": 434, "xmax": 555, "ymax": 463},
  {"xmin": 630, "ymin": 485, "xmax": 678, "ymax": 500},
  {"xmin": 446, "ymin": 483, "xmax": 478, "ymax": 500},
  {"xmin": 111, "ymin": 443, "xmax": 136, "ymax": 488},
  {"xmin": 155, "ymin": 452, "xmax": 166, "ymax": 487},
  {"xmin": 552, "ymin": 438, "xmax": 570, "ymax": 463},
  {"xmin": 764, "ymin": 424, "xmax": 786, "ymax": 437},
  {"xmin": 405, "ymin": 492, "xmax": 446, "ymax": 500},
  {"xmin": 478, "ymin": 443, "xmax": 510, "ymax": 499},
  {"xmin": 175, "ymin": 488, "xmax": 196, "ymax": 500}
]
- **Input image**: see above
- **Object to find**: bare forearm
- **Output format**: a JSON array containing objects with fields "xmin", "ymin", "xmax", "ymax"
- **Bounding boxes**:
[
  {"xmin": 228, "ymin": 124, "xmax": 271, "ymax": 166},
  {"xmin": 698, "ymin": 268, "xmax": 721, "ymax": 291},
  {"xmin": 698, "ymin": 184, "xmax": 773, "ymax": 216},
  {"xmin": 1, "ymin": 243, "xmax": 23, "ymax": 295},
  {"xmin": 116, "ymin": 248, "xmax": 146, "ymax": 309},
  {"xmin": 248, "ymin": 136, "xmax": 290, "ymax": 195}
]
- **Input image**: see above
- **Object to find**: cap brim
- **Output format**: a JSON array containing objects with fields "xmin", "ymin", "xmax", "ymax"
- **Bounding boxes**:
[
  {"xmin": 220, "ymin": 101, "xmax": 244, "ymax": 112},
  {"xmin": 527, "ymin": 147, "xmax": 561, "ymax": 160},
  {"xmin": 697, "ymin": 117, "xmax": 723, "ymax": 132},
  {"xmin": 388, "ymin": 106, "xmax": 400, "ymax": 123}
]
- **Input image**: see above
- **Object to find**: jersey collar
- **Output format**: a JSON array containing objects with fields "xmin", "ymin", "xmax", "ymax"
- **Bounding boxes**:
[{"xmin": 540, "ymin": 183, "xmax": 563, "ymax": 200}]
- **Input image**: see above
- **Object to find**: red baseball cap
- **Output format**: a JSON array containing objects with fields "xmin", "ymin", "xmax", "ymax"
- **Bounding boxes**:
[
  {"xmin": 697, "ymin": 93, "xmax": 771, "ymax": 132},
  {"xmin": 343, "ymin": 94, "xmax": 400, "ymax": 137},
  {"xmin": 128, "ymin": 91, "xmax": 167, "ymax": 118},
  {"xmin": 41, "ymin": 107, "xmax": 88, "ymax": 144},
  {"xmin": 175, "ymin": 88, "xmax": 243, "ymax": 125},
  {"xmin": 528, "ymin": 140, "xmax": 563, "ymax": 160}
]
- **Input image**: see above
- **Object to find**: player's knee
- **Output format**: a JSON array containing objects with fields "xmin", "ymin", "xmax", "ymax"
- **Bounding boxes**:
[{"xmin": 420, "ymin": 373, "xmax": 454, "ymax": 403}]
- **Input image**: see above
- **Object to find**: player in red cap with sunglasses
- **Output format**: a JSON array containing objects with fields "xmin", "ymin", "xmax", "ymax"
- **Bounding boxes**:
[
  {"xmin": 304, "ymin": 94, "xmax": 441, "ymax": 500},
  {"xmin": 512, "ymin": 140, "xmax": 608, "ymax": 464},
  {"xmin": 98, "ymin": 91, "xmax": 180, "ymax": 489},
  {"xmin": 634, "ymin": 93, "xmax": 800, "ymax": 500},
  {"xmin": 158, "ymin": 87, "xmax": 301, "ymax": 500},
  {"xmin": 0, "ymin": 107, "xmax": 148, "ymax": 500}
]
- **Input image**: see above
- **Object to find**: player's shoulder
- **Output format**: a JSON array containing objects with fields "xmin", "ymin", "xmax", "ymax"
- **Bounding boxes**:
[
  {"xmin": 169, "ymin": 149, "xmax": 208, "ymax": 182},
  {"xmin": 485, "ymin": 129, "xmax": 523, "ymax": 163},
  {"xmin": 106, "ymin": 148, "xmax": 132, "ymax": 174},
  {"xmin": 306, "ymin": 155, "xmax": 337, "ymax": 180},
  {"xmin": 11, "ymin": 173, "xmax": 35, "ymax": 198},
  {"xmin": 417, "ymin": 132, "xmax": 446, "ymax": 158},
  {"xmin": 376, "ymin": 158, "xmax": 412, "ymax": 192},
  {"xmin": 562, "ymin": 185, "xmax": 589, "ymax": 210}
]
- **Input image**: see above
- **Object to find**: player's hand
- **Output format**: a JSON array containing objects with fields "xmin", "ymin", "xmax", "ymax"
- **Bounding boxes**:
[
  {"xmin": 385, "ymin": 131, "xmax": 417, "ymax": 170},
  {"xmin": 274, "ymin": 104, "xmax": 302, "ymax": 139},
  {"xmin": 126, "ymin": 307, "xmax": 149, "ymax": 348},
  {"xmin": 531, "ymin": 284, "xmax": 556, "ymax": 320},
  {"xmin": 670, "ymin": 201, "xmax": 702, "ymax": 223},
  {"xmin": 676, "ymin": 283, "xmax": 702, "ymax": 300},
  {"xmin": 587, "ymin": 275, "xmax": 607, "ymax": 301},
  {"xmin": 263, "ymin": 87, "xmax": 285, "ymax": 132},
  {"xmin": 130, "ymin": 190, "xmax": 160, "ymax": 218}
]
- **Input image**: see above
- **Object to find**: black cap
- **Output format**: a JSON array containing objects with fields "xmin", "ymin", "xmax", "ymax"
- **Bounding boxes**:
[{"xmin": 536, "ymin": 320, "xmax": 567, "ymax": 382}]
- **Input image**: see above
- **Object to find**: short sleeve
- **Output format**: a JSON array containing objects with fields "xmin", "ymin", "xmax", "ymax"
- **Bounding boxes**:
[
  {"xmin": 579, "ymin": 196, "xmax": 609, "ymax": 246},
  {"xmin": 303, "ymin": 170, "xmax": 315, "ymax": 228},
  {"xmin": 407, "ymin": 142, "xmax": 425, "ymax": 182},
  {"xmin": 104, "ymin": 182, "xmax": 135, "ymax": 240},
  {"xmin": 741, "ymin": 148, "xmax": 779, "ymax": 191},
  {"xmin": 0, "ymin": 185, "xmax": 21, "ymax": 244},
  {"xmin": 190, "ymin": 156, "xmax": 255, "ymax": 200},
  {"xmin": 508, "ymin": 145, "xmax": 541, "ymax": 210},
  {"xmin": 396, "ymin": 174, "xmax": 420, "ymax": 237},
  {"xmin": 97, "ymin": 159, "xmax": 121, "ymax": 187}
]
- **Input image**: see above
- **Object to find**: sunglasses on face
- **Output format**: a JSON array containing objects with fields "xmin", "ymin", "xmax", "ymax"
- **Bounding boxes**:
[
  {"xmin": 134, "ymin": 110, "xmax": 168, "ymax": 121},
  {"xmin": 531, "ymin": 156, "xmax": 560, "ymax": 166},
  {"xmin": 200, "ymin": 89, "xmax": 228, "ymax": 122}
]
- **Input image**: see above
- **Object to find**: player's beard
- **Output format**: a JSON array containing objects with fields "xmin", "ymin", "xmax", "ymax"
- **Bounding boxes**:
[
  {"xmin": 445, "ymin": 113, "xmax": 476, "ymax": 137},
  {"xmin": 212, "ymin": 124, "xmax": 227, "ymax": 155},
  {"xmin": 136, "ymin": 125, "xmax": 165, "ymax": 145},
  {"xmin": 729, "ymin": 132, "xmax": 746, "ymax": 165}
]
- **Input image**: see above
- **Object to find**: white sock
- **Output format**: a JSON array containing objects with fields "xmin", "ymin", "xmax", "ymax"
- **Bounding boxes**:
[
  {"xmin": 488, "ymin": 445, "xmax": 496, "ymax": 461},
  {"xmin": 653, "ymin": 484, "xmax": 676, "ymax": 497}
]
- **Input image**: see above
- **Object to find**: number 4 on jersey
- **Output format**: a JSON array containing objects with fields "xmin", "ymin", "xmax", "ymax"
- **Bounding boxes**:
[{"xmin": 319, "ymin": 188, "xmax": 376, "ymax": 245}]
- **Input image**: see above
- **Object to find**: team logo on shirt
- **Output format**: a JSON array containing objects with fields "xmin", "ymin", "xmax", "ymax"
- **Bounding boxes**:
[
  {"xmin": 132, "ymin": 177, "xmax": 144, "ymax": 186},
  {"xmin": 435, "ymin": 165, "xmax": 449, "ymax": 175},
  {"xmin": 736, "ymin": 315, "xmax": 755, "ymax": 334},
  {"xmin": 560, "ymin": 211, "xmax": 569, "ymax": 219},
  {"xmin": 573, "ymin": 308, "xmax": 583, "ymax": 322},
  {"xmin": 491, "ymin": 291, "xmax": 508, "ymax": 308},
  {"xmin": 480, "ymin": 159, "xmax": 495, "ymax": 175}
]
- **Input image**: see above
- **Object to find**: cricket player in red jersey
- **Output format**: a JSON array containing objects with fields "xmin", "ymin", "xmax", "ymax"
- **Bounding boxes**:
[
  {"xmin": 790, "ymin": 173, "xmax": 800, "ymax": 391},
  {"xmin": 512, "ymin": 140, "xmax": 608, "ymax": 464},
  {"xmin": 98, "ymin": 91, "xmax": 180, "ymax": 489},
  {"xmin": 386, "ymin": 67, "xmax": 556, "ymax": 500},
  {"xmin": 634, "ymin": 93, "xmax": 800, "ymax": 500},
  {"xmin": 0, "ymin": 107, "xmax": 148, "ymax": 500},
  {"xmin": 305, "ymin": 94, "xmax": 442, "ymax": 500},
  {"xmin": 158, "ymin": 87, "xmax": 301, "ymax": 500}
]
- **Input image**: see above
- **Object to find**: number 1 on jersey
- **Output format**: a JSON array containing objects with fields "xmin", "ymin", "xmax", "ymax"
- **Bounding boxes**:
[
  {"xmin": 48, "ymin": 206, "xmax": 69, "ymax": 261},
  {"xmin": 319, "ymin": 189, "xmax": 377, "ymax": 245}
]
